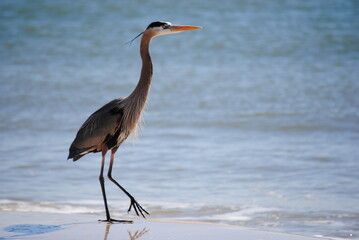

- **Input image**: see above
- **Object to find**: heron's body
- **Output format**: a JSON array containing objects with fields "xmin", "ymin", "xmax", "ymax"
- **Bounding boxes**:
[
  {"xmin": 67, "ymin": 21, "xmax": 201, "ymax": 222},
  {"xmin": 69, "ymin": 28, "xmax": 153, "ymax": 160}
]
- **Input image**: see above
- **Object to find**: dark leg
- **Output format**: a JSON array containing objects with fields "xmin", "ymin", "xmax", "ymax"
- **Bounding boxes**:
[
  {"xmin": 99, "ymin": 149, "xmax": 111, "ymax": 221},
  {"xmin": 107, "ymin": 147, "xmax": 149, "ymax": 218},
  {"xmin": 98, "ymin": 149, "xmax": 132, "ymax": 223}
]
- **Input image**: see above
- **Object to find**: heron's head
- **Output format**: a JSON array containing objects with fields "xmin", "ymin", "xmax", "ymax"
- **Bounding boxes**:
[
  {"xmin": 145, "ymin": 21, "xmax": 202, "ymax": 38},
  {"xmin": 126, "ymin": 21, "xmax": 201, "ymax": 45}
]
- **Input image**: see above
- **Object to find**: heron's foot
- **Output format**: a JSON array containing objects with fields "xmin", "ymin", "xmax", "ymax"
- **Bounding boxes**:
[
  {"xmin": 99, "ymin": 218, "xmax": 133, "ymax": 224},
  {"xmin": 128, "ymin": 197, "xmax": 149, "ymax": 218}
]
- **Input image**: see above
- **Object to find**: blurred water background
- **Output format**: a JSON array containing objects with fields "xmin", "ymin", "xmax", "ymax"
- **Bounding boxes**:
[{"xmin": 1, "ymin": 0, "xmax": 359, "ymax": 238}]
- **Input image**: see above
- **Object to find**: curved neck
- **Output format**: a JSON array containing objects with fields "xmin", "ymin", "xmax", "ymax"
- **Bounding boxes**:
[{"xmin": 127, "ymin": 33, "xmax": 153, "ymax": 103}]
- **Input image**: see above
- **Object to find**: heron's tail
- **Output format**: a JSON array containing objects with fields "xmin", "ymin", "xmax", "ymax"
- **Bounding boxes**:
[{"xmin": 68, "ymin": 145, "xmax": 96, "ymax": 161}]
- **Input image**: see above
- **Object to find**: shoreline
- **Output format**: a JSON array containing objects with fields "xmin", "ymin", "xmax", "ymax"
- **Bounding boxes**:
[{"xmin": 0, "ymin": 211, "xmax": 330, "ymax": 240}]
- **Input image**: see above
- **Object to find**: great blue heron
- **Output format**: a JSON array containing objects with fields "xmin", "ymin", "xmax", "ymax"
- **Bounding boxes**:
[{"xmin": 68, "ymin": 21, "xmax": 201, "ymax": 222}]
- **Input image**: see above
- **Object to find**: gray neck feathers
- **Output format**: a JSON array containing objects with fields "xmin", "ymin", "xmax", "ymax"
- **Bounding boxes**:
[{"xmin": 122, "ymin": 34, "xmax": 153, "ymax": 137}]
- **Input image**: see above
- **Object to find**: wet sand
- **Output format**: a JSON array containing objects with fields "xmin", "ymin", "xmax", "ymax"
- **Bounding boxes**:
[{"xmin": 0, "ymin": 212, "xmax": 329, "ymax": 240}]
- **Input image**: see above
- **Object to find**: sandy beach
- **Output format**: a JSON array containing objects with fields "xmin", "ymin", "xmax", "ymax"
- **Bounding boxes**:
[{"xmin": 0, "ymin": 212, "xmax": 330, "ymax": 240}]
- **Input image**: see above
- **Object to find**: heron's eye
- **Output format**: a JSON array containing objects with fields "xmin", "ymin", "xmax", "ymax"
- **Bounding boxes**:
[{"xmin": 163, "ymin": 24, "xmax": 169, "ymax": 29}]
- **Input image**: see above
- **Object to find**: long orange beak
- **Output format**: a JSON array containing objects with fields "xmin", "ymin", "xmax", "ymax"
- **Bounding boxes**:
[{"xmin": 170, "ymin": 25, "xmax": 202, "ymax": 32}]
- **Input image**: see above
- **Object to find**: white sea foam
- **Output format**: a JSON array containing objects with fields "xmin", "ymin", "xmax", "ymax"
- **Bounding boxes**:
[
  {"xmin": 0, "ymin": 199, "xmax": 272, "ymax": 221},
  {"xmin": 0, "ymin": 199, "xmax": 101, "ymax": 215},
  {"xmin": 0, "ymin": 199, "xmax": 205, "ymax": 216},
  {"xmin": 197, "ymin": 206, "xmax": 279, "ymax": 222}
]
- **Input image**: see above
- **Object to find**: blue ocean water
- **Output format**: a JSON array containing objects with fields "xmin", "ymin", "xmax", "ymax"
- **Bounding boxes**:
[{"xmin": 1, "ymin": 0, "xmax": 359, "ymax": 239}]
